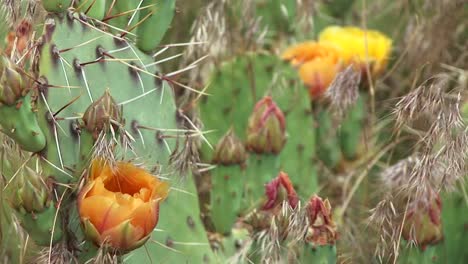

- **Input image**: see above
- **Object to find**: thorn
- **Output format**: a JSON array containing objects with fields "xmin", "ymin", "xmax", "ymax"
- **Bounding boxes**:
[
  {"xmin": 152, "ymin": 46, "xmax": 169, "ymax": 58},
  {"xmin": 145, "ymin": 53, "xmax": 183, "ymax": 68},
  {"xmin": 79, "ymin": 58, "xmax": 104, "ymax": 67},
  {"xmin": 158, "ymin": 41, "xmax": 207, "ymax": 48},
  {"xmin": 169, "ymin": 187, "xmax": 196, "ymax": 197},
  {"xmin": 53, "ymin": 94, "xmax": 82, "ymax": 118},
  {"xmin": 108, "ymin": 58, "xmax": 209, "ymax": 96},
  {"xmin": 80, "ymin": 67, "xmax": 93, "ymax": 102},
  {"xmin": 165, "ymin": 64, "xmax": 197, "ymax": 78},
  {"xmin": 180, "ymin": 113, "xmax": 213, "ymax": 149},
  {"xmin": 101, "ymin": 3, "xmax": 154, "ymax": 23},
  {"xmin": 150, "ymin": 239, "xmax": 182, "ymax": 254},
  {"xmin": 59, "ymin": 57, "xmax": 71, "ymax": 93},
  {"xmin": 120, "ymin": 10, "xmax": 154, "ymax": 38},
  {"xmin": 104, "ymin": 0, "xmax": 117, "ymax": 18},
  {"xmin": 118, "ymin": 88, "xmax": 157, "ymax": 106},
  {"xmin": 59, "ymin": 36, "xmax": 104, "ymax": 53},
  {"xmin": 127, "ymin": 0, "xmax": 145, "ymax": 26},
  {"xmin": 83, "ymin": 0, "xmax": 98, "ymax": 15},
  {"xmin": 49, "ymin": 190, "xmax": 67, "ymax": 264}
]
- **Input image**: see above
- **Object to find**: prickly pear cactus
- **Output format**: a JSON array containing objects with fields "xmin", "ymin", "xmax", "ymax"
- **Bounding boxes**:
[
  {"xmin": 198, "ymin": 52, "xmax": 339, "ymax": 262},
  {"xmin": 0, "ymin": 1, "xmax": 216, "ymax": 263},
  {"xmin": 200, "ymin": 53, "xmax": 318, "ymax": 200}
]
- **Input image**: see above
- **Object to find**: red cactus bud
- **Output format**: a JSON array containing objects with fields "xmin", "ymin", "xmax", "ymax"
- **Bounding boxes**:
[
  {"xmin": 263, "ymin": 172, "xmax": 299, "ymax": 210},
  {"xmin": 246, "ymin": 96, "xmax": 286, "ymax": 154},
  {"xmin": 402, "ymin": 190, "xmax": 443, "ymax": 249},
  {"xmin": 212, "ymin": 128, "xmax": 248, "ymax": 165},
  {"xmin": 305, "ymin": 195, "xmax": 337, "ymax": 246}
]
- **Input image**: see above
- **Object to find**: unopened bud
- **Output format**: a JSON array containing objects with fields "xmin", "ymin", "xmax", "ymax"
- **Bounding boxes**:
[
  {"xmin": 12, "ymin": 167, "xmax": 50, "ymax": 213},
  {"xmin": 82, "ymin": 90, "xmax": 120, "ymax": 139},
  {"xmin": 305, "ymin": 195, "xmax": 337, "ymax": 246},
  {"xmin": 212, "ymin": 128, "xmax": 247, "ymax": 165},
  {"xmin": 246, "ymin": 96, "xmax": 286, "ymax": 154},
  {"xmin": 263, "ymin": 171, "xmax": 299, "ymax": 210},
  {"xmin": 0, "ymin": 56, "xmax": 29, "ymax": 105},
  {"xmin": 402, "ymin": 190, "xmax": 443, "ymax": 249}
]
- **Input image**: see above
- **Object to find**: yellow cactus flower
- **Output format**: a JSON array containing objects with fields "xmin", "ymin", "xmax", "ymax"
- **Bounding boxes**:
[
  {"xmin": 318, "ymin": 26, "xmax": 392, "ymax": 75},
  {"xmin": 78, "ymin": 159, "xmax": 168, "ymax": 251}
]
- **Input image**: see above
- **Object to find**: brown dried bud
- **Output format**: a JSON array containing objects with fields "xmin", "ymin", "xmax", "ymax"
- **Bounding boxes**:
[
  {"xmin": 246, "ymin": 96, "xmax": 286, "ymax": 154},
  {"xmin": 0, "ymin": 56, "xmax": 29, "ymax": 105},
  {"xmin": 402, "ymin": 190, "xmax": 443, "ymax": 249},
  {"xmin": 305, "ymin": 195, "xmax": 338, "ymax": 246},
  {"xmin": 212, "ymin": 128, "xmax": 247, "ymax": 165},
  {"xmin": 82, "ymin": 90, "xmax": 120, "ymax": 138}
]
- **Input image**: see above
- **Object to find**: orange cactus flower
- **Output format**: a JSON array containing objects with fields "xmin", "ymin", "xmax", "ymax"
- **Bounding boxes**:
[
  {"xmin": 298, "ymin": 56, "xmax": 340, "ymax": 99},
  {"xmin": 78, "ymin": 159, "xmax": 168, "ymax": 251},
  {"xmin": 282, "ymin": 42, "xmax": 341, "ymax": 99},
  {"xmin": 281, "ymin": 42, "xmax": 339, "ymax": 66}
]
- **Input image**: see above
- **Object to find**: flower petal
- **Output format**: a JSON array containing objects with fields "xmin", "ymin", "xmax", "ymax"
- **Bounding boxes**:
[{"xmin": 100, "ymin": 219, "xmax": 145, "ymax": 251}]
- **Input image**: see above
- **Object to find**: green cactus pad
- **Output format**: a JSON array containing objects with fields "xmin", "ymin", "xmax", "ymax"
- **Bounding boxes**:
[
  {"xmin": 0, "ymin": 94, "xmax": 47, "ymax": 152},
  {"xmin": 211, "ymin": 164, "xmax": 245, "ymax": 235},
  {"xmin": 200, "ymin": 53, "xmax": 317, "ymax": 200}
]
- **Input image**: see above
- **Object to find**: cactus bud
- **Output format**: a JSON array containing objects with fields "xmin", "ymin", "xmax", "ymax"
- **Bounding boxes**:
[
  {"xmin": 212, "ymin": 128, "xmax": 247, "ymax": 165},
  {"xmin": 263, "ymin": 171, "xmax": 299, "ymax": 210},
  {"xmin": 82, "ymin": 90, "xmax": 120, "ymax": 139},
  {"xmin": 305, "ymin": 195, "xmax": 337, "ymax": 246},
  {"xmin": 78, "ymin": 159, "xmax": 168, "ymax": 251},
  {"xmin": 246, "ymin": 96, "xmax": 286, "ymax": 154},
  {"xmin": 9, "ymin": 164, "xmax": 62, "ymax": 246},
  {"xmin": 0, "ymin": 56, "xmax": 29, "ymax": 105},
  {"xmin": 402, "ymin": 191, "xmax": 443, "ymax": 249},
  {"xmin": 11, "ymin": 167, "xmax": 50, "ymax": 213}
]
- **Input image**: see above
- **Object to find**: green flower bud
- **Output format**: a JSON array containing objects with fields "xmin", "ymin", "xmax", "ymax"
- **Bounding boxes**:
[
  {"xmin": 212, "ymin": 128, "xmax": 247, "ymax": 165},
  {"xmin": 0, "ymin": 56, "xmax": 29, "ymax": 105},
  {"xmin": 82, "ymin": 90, "xmax": 121, "ymax": 139},
  {"xmin": 12, "ymin": 167, "xmax": 50, "ymax": 213}
]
